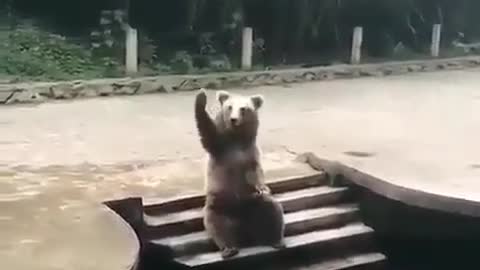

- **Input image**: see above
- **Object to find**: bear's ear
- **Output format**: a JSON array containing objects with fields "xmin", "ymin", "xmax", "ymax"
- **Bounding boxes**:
[
  {"xmin": 216, "ymin": 91, "xmax": 231, "ymax": 105},
  {"xmin": 251, "ymin": 95, "xmax": 264, "ymax": 110}
]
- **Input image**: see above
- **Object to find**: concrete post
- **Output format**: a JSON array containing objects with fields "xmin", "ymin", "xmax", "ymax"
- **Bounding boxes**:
[
  {"xmin": 350, "ymin": 26, "xmax": 363, "ymax": 65},
  {"xmin": 242, "ymin": 27, "xmax": 253, "ymax": 70},
  {"xmin": 125, "ymin": 24, "xmax": 138, "ymax": 74},
  {"xmin": 431, "ymin": 24, "xmax": 442, "ymax": 57}
]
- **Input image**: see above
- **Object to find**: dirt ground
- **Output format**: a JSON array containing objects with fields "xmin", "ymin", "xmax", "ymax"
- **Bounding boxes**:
[{"xmin": 2, "ymin": 68, "xmax": 480, "ymax": 270}]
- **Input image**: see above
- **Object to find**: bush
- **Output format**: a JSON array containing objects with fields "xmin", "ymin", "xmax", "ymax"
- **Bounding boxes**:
[{"xmin": 0, "ymin": 26, "xmax": 121, "ymax": 81}]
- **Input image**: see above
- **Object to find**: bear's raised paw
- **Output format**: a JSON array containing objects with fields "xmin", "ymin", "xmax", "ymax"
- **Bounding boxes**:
[{"xmin": 195, "ymin": 88, "xmax": 208, "ymax": 108}]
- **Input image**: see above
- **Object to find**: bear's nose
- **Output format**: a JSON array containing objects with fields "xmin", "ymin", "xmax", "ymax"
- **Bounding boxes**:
[{"xmin": 230, "ymin": 118, "xmax": 238, "ymax": 125}]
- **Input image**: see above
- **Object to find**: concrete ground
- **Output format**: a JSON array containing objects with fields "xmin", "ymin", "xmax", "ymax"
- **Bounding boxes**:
[{"xmin": 1, "ymin": 68, "xmax": 480, "ymax": 269}]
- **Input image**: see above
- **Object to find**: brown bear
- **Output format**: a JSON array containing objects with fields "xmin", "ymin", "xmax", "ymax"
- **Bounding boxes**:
[{"xmin": 194, "ymin": 88, "xmax": 285, "ymax": 259}]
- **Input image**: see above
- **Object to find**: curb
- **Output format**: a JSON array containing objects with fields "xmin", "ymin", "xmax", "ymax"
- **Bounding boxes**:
[{"xmin": 1, "ymin": 56, "xmax": 480, "ymax": 105}]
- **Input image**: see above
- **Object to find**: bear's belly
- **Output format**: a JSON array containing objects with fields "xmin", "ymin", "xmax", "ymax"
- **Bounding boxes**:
[
  {"xmin": 207, "ymin": 165, "xmax": 259, "ymax": 198},
  {"xmin": 210, "ymin": 167, "xmax": 256, "ymax": 192},
  {"xmin": 205, "ymin": 192, "xmax": 256, "ymax": 216},
  {"xmin": 224, "ymin": 149, "xmax": 254, "ymax": 165},
  {"xmin": 205, "ymin": 145, "xmax": 262, "ymax": 198}
]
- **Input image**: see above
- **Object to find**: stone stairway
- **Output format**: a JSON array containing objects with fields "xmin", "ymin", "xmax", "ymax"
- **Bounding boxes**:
[{"xmin": 141, "ymin": 168, "xmax": 387, "ymax": 270}]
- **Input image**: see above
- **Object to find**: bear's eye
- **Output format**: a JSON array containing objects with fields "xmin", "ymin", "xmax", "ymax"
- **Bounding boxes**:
[
  {"xmin": 227, "ymin": 105, "xmax": 232, "ymax": 111},
  {"xmin": 240, "ymin": 107, "xmax": 246, "ymax": 115}
]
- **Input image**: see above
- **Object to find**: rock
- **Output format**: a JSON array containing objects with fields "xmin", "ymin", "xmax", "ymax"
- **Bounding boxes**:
[
  {"xmin": 157, "ymin": 76, "xmax": 187, "ymax": 93},
  {"xmin": 72, "ymin": 82, "xmax": 85, "ymax": 92},
  {"xmin": 468, "ymin": 59, "xmax": 480, "ymax": 65},
  {"xmin": 421, "ymin": 63, "xmax": 437, "ymax": 72},
  {"xmin": 280, "ymin": 73, "xmax": 300, "ymax": 84},
  {"xmin": 390, "ymin": 66, "xmax": 409, "ymax": 75},
  {"xmin": 438, "ymin": 63, "xmax": 449, "ymax": 70},
  {"xmin": 350, "ymin": 69, "xmax": 361, "ymax": 77},
  {"xmin": 195, "ymin": 77, "xmax": 218, "ymax": 89},
  {"xmin": 302, "ymin": 72, "xmax": 316, "ymax": 81},
  {"xmin": 113, "ymin": 81, "xmax": 141, "ymax": 95},
  {"xmin": 29, "ymin": 91, "xmax": 44, "ymax": 103},
  {"xmin": 243, "ymin": 74, "xmax": 257, "ymax": 83},
  {"xmin": 205, "ymin": 80, "xmax": 221, "ymax": 90},
  {"xmin": 4, "ymin": 88, "xmax": 43, "ymax": 104},
  {"xmin": 266, "ymin": 74, "xmax": 283, "ymax": 85},
  {"xmin": 34, "ymin": 85, "xmax": 52, "ymax": 97},
  {"xmin": 0, "ymin": 89, "xmax": 15, "ymax": 103},
  {"xmin": 175, "ymin": 78, "xmax": 202, "ymax": 91},
  {"xmin": 445, "ymin": 62, "xmax": 462, "ymax": 69},
  {"xmin": 317, "ymin": 71, "xmax": 334, "ymax": 80},
  {"xmin": 136, "ymin": 79, "xmax": 165, "ymax": 94},
  {"xmin": 250, "ymin": 73, "xmax": 272, "ymax": 86},
  {"xmin": 96, "ymin": 84, "xmax": 115, "ymax": 96},
  {"xmin": 78, "ymin": 87, "xmax": 98, "ymax": 98},
  {"xmin": 333, "ymin": 69, "xmax": 354, "ymax": 78},
  {"xmin": 50, "ymin": 83, "xmax": 75, "ymax": 99},
  {"xmin": 407, "ymin": 65, "xmax": 423, "ymax": 72},
  {"xmin": 359, "ymin": 69, "xmax": 383, "ymax": 77},
  {"xmin": 223, "ymin": 76, "xmax": 243, "ymax": 88}
]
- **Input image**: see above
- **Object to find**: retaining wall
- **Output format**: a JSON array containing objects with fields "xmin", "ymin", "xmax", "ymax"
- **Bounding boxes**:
[{"xmin": 1, "ymin": 56, "xmax": 480, "ymax": 105}]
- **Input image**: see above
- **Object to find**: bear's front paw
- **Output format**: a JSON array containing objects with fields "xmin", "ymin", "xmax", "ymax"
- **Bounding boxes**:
[
  {"xmin": 251, "ymin": 189, "xmax": 270, "ymax": 201},
  {"xmin": 221, "ymin": 247, "xmax": 239, "ymax": 259},
  {"xmin": 255, "ymin": 186, "xmax": 271, "ymax": 197},
  {"xmin": 195, "ymin": 88, "xmax": 208, "ymax": 108}
]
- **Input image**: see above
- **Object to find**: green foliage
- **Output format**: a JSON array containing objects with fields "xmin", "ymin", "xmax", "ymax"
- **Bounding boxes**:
[
  {"xmin": 0, "ymin": 25, "xmax": 121, "ymax": 81},
  {"xmin": 1, "ymin": 0, "xmax": 480, "ymax": 81},
  {"xmin": 169, "ymin": 51, "xmax": 195, "ymax": 74},
  {"xmin": 90, "ymin": 10, "xmax": 126, "ymax": 61}
]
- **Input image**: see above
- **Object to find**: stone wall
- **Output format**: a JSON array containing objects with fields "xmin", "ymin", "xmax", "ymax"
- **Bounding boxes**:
[
  {"xmin": 1, "ymin": 56, "xmax": 480, "ymax": 105},
  {"xmin": 356, "ymin": 185, "xmax": 480, "ymax": 270}
]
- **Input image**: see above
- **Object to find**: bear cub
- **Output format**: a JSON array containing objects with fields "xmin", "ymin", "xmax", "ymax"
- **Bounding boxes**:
[{"xmin": 194, "ymin": 89, "xmax": 285, "ymax": 259}]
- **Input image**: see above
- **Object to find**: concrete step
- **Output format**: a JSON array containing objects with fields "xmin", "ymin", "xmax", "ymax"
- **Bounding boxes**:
[
  {"xmin": 150, "ymin": 204, "xmax": 360, "ymax": 256},
  {"xmin": 175, "ymin": 223, "xmax": 376, "ymax": 269},
  {"xmin": 141, "ymin": 167, "xmax": 387, "ymax": 270},
  {"xmin": 275, "ymin": 253, "xmax": 387, "ymax": 270},
  {"xmin": 144, "ymin": 185, "xmax": 351, "ymax": 239},
  {"xmin": 143, "ymin": 170, "xmax": 327, "ymax": 216}
]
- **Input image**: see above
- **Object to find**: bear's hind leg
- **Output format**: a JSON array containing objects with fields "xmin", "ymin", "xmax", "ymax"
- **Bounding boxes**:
[
  {"xmin": 267, "ymin": 198, "xmax": 287, "ymax": 249},
  {"xmin": 204, "ymin": 208, "xmax": 241, "ymax": 259},
  {"xmin": 247, "ymin": 196, "xmax": 286, "ymax": 249}
]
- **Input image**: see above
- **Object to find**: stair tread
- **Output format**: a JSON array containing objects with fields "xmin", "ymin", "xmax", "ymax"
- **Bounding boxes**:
[
  {"xmin": 145, "ymin": 186, "xmax": 349, "ymax": 228},
  {"xmin": 175, "ymin": 222, "xmax": 374, "ymax": 267},
  {"xmin": 275, "ymin": 186, "xmax": 348, "ymax": 203},
  {"xmin": 143, "ymin": 171, "xmax": 326, "ymax": 213},
  {"xmin": 285, "ymin": 204, "xmax": 358, "ymax": 224},
  {"xmin": 144, "ymin": 207, "xmax": 203, "ymax": 228},
  {"xmin": 293, "ymin": 252, "xmax": 387, "ymax": 270},
  {"xmin": 150, "ymin": 204, "xmax": 359, "ymax": 248}
]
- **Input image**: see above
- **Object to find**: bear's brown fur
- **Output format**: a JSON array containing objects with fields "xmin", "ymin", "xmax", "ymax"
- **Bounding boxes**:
[{"xmin": 194, "ymin": 89, "xmax": 285, "ymax": 259}]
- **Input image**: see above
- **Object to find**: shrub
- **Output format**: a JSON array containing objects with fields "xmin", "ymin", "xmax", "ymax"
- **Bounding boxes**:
[{"xmin": 0, "ymin": 25, "xmax": 121, "ymax": 81}]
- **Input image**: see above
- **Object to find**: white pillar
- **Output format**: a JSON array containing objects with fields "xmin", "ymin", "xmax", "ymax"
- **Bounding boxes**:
[
  {"xmin": 125, "ymin": 25, "xmax": 138, "ymax": 74},
  {"xmin": 241, "ymin": 27, "xmax": 253, "ymax": 70},
  {"xmin": 350, "ymin": 26, "xmax": 363, "ymax": 65},
  {"xmin": 431, "ymin": 24, "xmax": 442, "ymax": 57}
]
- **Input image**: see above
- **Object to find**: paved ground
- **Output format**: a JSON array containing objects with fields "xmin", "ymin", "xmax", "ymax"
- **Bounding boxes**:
[{"xmin": 1, "ymin": 68, "xmax": 480, "ymax": 269}]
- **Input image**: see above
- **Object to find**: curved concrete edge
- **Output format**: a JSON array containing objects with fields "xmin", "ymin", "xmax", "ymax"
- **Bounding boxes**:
[
  {"xmin": 1, "ymin": 55, "xmax": 480, "ymax": 105},
  {"xmin": 104, "ymin": 197, "xmax": 146, "ymax": 244},
  {"xmin": 102, "ymin": 204, "xmax": 142, "ymax": 270},
  {"xmin": 297, "ymin": 152, "xmax": 480, "ymax": 218}
]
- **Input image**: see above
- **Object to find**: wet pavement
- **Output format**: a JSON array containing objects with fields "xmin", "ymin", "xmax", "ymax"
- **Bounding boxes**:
[{"xmin": 1, "ymin": 68, "xmax": 480, "ymax": 269}]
